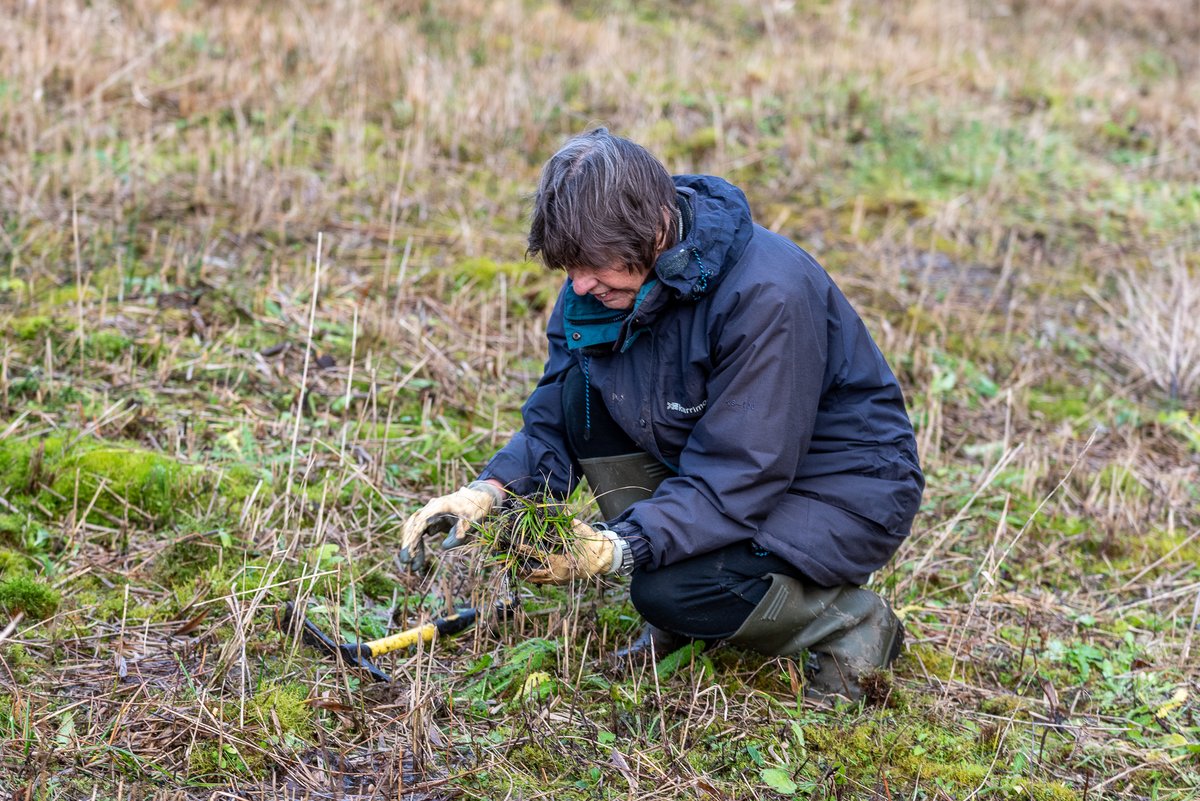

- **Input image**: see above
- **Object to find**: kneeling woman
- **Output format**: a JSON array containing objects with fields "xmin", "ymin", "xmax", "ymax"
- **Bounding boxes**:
[{"xmin": 401, "ymin": 128, "xmax": 924, "ymax": 701}]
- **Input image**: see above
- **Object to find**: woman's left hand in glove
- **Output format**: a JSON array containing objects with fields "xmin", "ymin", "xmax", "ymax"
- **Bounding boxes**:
[{"xmin": 517, "ymin": 520, "xmax": 627, "ymax": 584}]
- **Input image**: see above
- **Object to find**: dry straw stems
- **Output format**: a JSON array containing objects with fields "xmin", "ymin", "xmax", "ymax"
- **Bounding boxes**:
[{"xmin": 1101, "ymin": 253, "xmax": 1200, "ymax": 401}]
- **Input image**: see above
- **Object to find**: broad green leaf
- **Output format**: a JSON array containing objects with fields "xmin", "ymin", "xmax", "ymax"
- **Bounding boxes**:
[{"xmin": 761, "ymin": 767, "xmax": 798, "ymax": 794}]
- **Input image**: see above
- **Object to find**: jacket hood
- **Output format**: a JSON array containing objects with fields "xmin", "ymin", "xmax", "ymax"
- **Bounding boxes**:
[{"xmin": 654, "ymin": 175, "xmax": 754, "ymax": 301}]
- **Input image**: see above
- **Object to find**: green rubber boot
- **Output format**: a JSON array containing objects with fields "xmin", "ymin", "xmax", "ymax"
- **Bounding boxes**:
[
  {"xmin": 727, "ymin": 573, "xmax": 904, "ymax": 703},
  {"xmin": 579, "ymin": 453, "xmax": 672, "ymax": 521}
]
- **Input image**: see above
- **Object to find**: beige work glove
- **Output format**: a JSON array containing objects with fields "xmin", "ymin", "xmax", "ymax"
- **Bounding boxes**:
[
  {"xmin": 399, "ymin": 481, "xmax": 504, "ymax": 570},
  {"xmin": 518, "ymin": 520, "xmax": 624, "ymax": 585}
]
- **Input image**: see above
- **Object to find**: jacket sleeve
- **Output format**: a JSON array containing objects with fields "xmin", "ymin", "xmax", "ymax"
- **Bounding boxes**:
[
  {"xmin": 614, "ymin": 268, "xmax": 830, "ymax": 569},
  {"xmin": 477, "ymin": 288, "xmax": 581, "ymax": 498}
]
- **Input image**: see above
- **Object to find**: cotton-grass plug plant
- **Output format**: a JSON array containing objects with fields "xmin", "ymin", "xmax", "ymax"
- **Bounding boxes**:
[{"xmin": 473, "ymin": 495, "xmax": 588, "ymax": 576}]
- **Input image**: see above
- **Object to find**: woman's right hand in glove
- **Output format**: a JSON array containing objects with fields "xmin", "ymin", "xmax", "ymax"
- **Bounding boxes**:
[{"xmin": 399, "ymin": 480, "xmax": 504, "ymax": 570}]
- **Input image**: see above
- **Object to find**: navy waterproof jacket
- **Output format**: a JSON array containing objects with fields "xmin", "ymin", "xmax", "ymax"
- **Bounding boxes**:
[{"xmin": 479, "ymin": 175, "xmax": 923, "ymax": 586}]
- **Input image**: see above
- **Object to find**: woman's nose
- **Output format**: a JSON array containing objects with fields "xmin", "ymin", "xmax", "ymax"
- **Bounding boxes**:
[{"xmin": 571, "ymin": 274, "xmax": 597, "ymax": 295}]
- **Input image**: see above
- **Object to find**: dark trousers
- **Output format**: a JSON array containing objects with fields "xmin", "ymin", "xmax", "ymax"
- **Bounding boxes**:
[{"xmin": 562, "ymin": 364, "xmax": 808, "ymax": 639}]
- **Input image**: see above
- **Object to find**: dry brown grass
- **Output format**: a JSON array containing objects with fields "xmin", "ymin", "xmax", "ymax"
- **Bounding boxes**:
[
  {"xmin": 1095, "ymin": 253, "xmax": 1200, "ymax": 401},
  {"xmin": 3, "ymin": 0, "xmax": 1196, "ymax": 259}
]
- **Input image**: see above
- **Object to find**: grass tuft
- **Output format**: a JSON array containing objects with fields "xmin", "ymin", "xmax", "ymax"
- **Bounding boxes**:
[{"xmin": 1099, "ymin": 253, "xmax": 1200, "ymax": 401}]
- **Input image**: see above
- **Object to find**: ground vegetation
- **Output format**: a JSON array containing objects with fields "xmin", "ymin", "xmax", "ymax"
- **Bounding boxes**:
[{"xmin": 1, "ymin": 1, "xmax": 1198, "ymax": 798}]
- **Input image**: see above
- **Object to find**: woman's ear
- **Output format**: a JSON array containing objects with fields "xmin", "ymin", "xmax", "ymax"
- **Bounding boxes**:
[{"xmin": 655, "ymin": 205, "xmax": 674, "ymax": 255}]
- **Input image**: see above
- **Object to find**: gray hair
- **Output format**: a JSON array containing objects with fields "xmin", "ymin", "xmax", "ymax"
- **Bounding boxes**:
[{"xmin": 527, "ymin": 128, "xmax": 677, "ymax": 273}]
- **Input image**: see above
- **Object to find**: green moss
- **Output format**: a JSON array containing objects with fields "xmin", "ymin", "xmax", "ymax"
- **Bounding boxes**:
[
  {"xmin": 595, "ymin": 597, "xmax": 640, "ymax": 640},
  {"xmin": 802, "ymin": 719, "xmax": 1081, "ymax": 800},
  {"xmin": 681, "ymin": 126, "xmax": 718, "ymax": 160},
  {"xmin": 187, "ymin": 741, "xmax": 263, "ymax": 781},
  {"xmin": 51, "ymin": 445, "xmax": 185, "ymax": 524},
  {"xmin": 74, "ymin": 588, "xmax": 119, "ymax": 620},
  {"xmin": 1032, "ymin": 782, "xmax": 1084, "ymax": 801},
  {"xmin": 0, "ymin": 575, "xmax": 60, "ymax": 619},
  {"xmin": 1136, "ymin": 527, "xmax": 1200, "ymax": 565},
  {"xmin": 350, "ymin": 421, "xmax": 412, "ymax": 440},
  {"xmin": 1027, "ymin": 383, "xmax": 1093, "ymax": 424},
  {"xmin": 230, "ymin": 325, "xmax": 275, "ymax": 351},
  {"xmin": 78, "ymin": 588, "xmax": 156, "ymax": 623},
  {"xmin": 0, "ymin": 549, "xmax": 31, "ymax": 576},
  {"xmin": 681, "ymin": 725, "xmax": 764, "ymax": 777},
  {"xmin": 507, "ymin": 742, "xmax": 567, "ymax": 775},
  {"xmin": 804, "ymin": 722, "xmax": 879, "ymax": 771},
  {"xmin": 0, "ymin": 435, "xmax": 67, "ymax": 492},
  {"xmin": 39, "ymin": 284, "xmax": 99, "ymax": 307},
  {"xmin": 1099, "ymin": 526, "xmax": 1200, "ymax": 576},
  {"xmin": 1, "ymin": 434, "xmax": 199, "ymax": 532},
  {"xmin": 87, "ymin": 330, "xmax": 133, "ymax": 360},
  {"xmin": 452, "ymin": 257, "xmax": 541, "ymax": 284},
  {"xmin": 211, "ymin": 463, "xmax": 268, "ymax": 506},
  {"xmin": 980, "ymin": 694, "xmax": 1029, "ymax": 717},
  {"xmin": 2, "ymin": 642, "xmax": 33, "ymax": 669},
  {"xmin": 905, "ymin": 642, "xmax": 958, "ymax": 681},
  {"xmin": 0, "ymin": 277, "xmax": 28, "ymax": 295},
  {"xmin": 74, "ymin": 573, "xmax": 174, "ymax": 624},
  {"xmin": 0, "ymin": 515, "xmax": 26, "ymax": 547},
  {"xmin": 1, "ymin": 642, "xmax": 35, "ymax": 683},
  {"xmin": 248, "ymin": 682, "xmax": 313, "ymax": 744},
  {"xmin": 11, "ymin": 315, "xmax": 54, "ymax": 340}
]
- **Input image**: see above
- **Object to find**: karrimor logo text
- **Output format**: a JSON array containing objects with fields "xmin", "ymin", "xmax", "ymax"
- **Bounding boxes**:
[{"xmin": 666, "ymin": 400, "xmax": 706, "ymax": 415}]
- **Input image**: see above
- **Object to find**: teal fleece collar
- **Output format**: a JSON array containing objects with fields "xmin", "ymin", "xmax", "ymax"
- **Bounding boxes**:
[{"xmin": 563, "ymin": 280, "xmax": 658, "ymax": 352}]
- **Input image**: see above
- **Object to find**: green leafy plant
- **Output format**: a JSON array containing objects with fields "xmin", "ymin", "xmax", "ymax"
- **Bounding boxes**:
[{"xmin": 459, "ymin": 637, "xmax": 559, "ymax": 708}]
